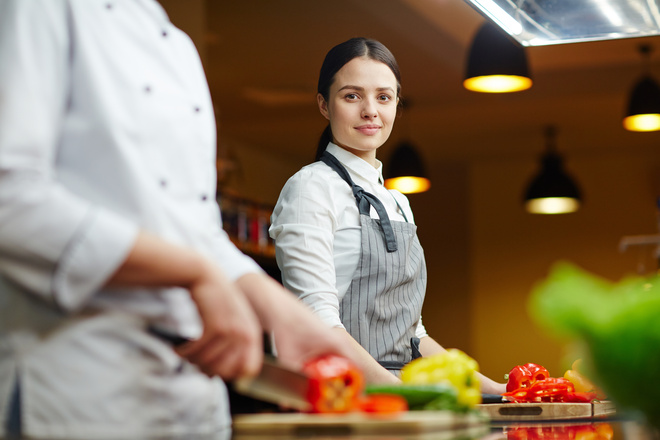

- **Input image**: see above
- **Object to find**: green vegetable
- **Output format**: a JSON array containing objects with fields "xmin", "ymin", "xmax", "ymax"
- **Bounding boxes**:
[
  {"xmin": 365, "ymin": 383, "xmax": 458, "ymax": 410},
  {"xmin": 529, "ymin": 262, "xmax": 660, "ymax": 427}
]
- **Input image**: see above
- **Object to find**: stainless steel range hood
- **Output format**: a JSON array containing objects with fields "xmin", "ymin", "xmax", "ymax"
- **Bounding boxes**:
[{"xmin": 463, "ymin": 0, "xmax": 660, "ymax": 46}]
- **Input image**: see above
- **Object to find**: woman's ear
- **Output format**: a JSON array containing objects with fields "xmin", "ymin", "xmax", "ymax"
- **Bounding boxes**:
[{"xmin": 317, "ymin": 93, "xmax": 330, "ymax": 120}]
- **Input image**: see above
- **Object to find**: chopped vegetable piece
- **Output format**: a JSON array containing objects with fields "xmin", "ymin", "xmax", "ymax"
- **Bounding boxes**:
[
  {"xmin": 506, "ymin": 363, "xmax": 550, "ymax": 392},
  {"xmin": 563, "ymin": 359, "xmax": 606, "ymax": 398},
  {"xmin": 359, "ymin": 394, "xmax": 408, "ymax": 414},
  {"xmin": 302, "ymin": 355, "xmax": 364, "ymax": 413},
  {"xmin": 365, "ymin": 383, "xmax": 458, "ymax": 410}
]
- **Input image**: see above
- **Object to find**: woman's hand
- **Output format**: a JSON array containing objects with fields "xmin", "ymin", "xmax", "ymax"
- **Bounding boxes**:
[{"xmin": 235, "ymin": 273, "xmax": 355, "ymax": 370}]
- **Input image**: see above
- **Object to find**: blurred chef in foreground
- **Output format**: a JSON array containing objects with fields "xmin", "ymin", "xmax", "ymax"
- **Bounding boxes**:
[{"xmin": 0, "ymin": 1, "xmax": 350, "ymax": 438}]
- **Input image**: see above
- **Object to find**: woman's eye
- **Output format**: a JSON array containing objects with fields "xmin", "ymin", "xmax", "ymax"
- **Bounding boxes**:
[
  {"xmin": 378, "ymin": 94, "xmax": 392, "ymax": 102},
  {"xmin": 344, "ymin": 93, "xmax": 358, "ymax": 100}
]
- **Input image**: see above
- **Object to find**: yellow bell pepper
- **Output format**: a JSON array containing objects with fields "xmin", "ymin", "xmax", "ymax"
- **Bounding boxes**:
[
  {"xmin": 401, "ymin": 349, "xmax": 481, "ymax": 409},
  {"xmin": 564, "ymin": 359, "xmax": 606, "ymax": 399}
]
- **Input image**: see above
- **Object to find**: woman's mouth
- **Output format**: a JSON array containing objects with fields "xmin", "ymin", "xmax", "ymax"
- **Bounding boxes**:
[{"xmin": 355, "ymin": 125, "xmax": 381, "ymax": 136}]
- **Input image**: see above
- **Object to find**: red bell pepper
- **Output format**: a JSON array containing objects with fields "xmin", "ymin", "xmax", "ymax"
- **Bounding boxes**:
[
  {"xmin": 564, "ymin": 391, "xmax": 600, "ymax": 403},
  {"xmin": 504, "ymin": 362, "xmax": 601, "ymax": 403},
  {"xmin": 504, "ymin": 377, "xmax": 578, "ymax": 403},
  {"xmin": 359, "ymin": 394, "xmax": 408, "ymax": 414},
  {"xmin": 506, "ymin": 363, "xmax": 550, "ymax": 392},
  {"xmin": 302, "ymin": 355, "xmax": 365, "ymax": 413}
]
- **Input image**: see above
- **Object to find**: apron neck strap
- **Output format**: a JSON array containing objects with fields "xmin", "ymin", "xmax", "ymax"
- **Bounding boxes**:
[{"xmin": 320, "ymin": 152, "xmax": 398, "ymax": 253}]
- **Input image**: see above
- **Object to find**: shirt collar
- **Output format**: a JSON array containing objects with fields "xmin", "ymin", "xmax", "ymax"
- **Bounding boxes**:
[{"xmin": 325, "ymin": 143, "xmax": 385, "ymax": 186}]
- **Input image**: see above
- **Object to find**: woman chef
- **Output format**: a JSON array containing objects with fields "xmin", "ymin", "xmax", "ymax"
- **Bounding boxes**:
[
  {"xmin": 0, "ymin": 2, "xmax": 349, "ymax": 438},
  {"xmin": 269, "ymin": 37, "xmax": 505, "ymax": 393}
]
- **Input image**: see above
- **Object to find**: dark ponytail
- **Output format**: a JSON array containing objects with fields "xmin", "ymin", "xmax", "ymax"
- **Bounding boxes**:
[
  {"xmin": 315, "ymin": 125, "xmax": 333, "ymax": 162},
  {"xmin": 314, "ymin": 37, "xmax": 401, "ymax": 162}
]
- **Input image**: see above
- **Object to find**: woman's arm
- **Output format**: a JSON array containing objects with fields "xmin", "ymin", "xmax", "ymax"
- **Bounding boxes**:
[
  {"xmin": 332, "ymin": 328, "xmax": 401, "ymax": 384},
  {"xmin": 235, "ymin": 273, "xmax": 357, "ymax": 370}
]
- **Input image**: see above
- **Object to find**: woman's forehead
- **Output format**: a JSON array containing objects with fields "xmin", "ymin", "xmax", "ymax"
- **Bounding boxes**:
[{"xmin": 332, "ymin": 57, "xmax": 398, "ymax": 91}]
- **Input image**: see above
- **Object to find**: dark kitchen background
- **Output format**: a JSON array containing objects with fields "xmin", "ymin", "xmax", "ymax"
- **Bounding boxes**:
[{"xmin": 159, "ymin": 0, "xmax": 660, "ymax": 381}]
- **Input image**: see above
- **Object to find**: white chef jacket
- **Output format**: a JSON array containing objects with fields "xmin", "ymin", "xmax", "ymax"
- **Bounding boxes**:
[
  {"xmin": 269, "ymin": 143, "xmax": 428, "ymax": 339},
  {"xmin": 0, "ymin": 0, "xmax": 261, "ymax": 438}
]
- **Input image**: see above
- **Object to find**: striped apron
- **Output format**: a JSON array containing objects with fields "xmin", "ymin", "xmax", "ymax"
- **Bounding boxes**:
[{"xmin": 320, "ymin": 152, "xmax": 427, "ymax": 374}]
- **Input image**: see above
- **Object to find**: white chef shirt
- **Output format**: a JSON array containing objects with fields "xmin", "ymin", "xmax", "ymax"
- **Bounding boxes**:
[
  {"xmin": 270, "ymin": 143, "xmax": 428, "ymax": 339},
  {"xmin": 0, "ymin": 0, "xmax": 261, "ymax": 437}
]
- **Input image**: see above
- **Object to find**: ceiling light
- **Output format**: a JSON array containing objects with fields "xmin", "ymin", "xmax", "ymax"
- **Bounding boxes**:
[
  {"xmin": 461, "ymin": 0, "xmax": 660, "ymax": 46},
  {"xmin": 623, "ymin": 44, "xmax": 660, "ymax": 132},
  {"xmin": 384, "ymin": 141, "xmax": 430, "ymax": 194},
  {"xmin": 464, "ymin": 22, "xmax": 532, "ymax": 93},
  {"xmin": 523, "ymin": 126, "xmax": 582, "ymax": 215},
  {"xmin": 467, "ymin": 0, "xmax": 522, "ymax": 35}
]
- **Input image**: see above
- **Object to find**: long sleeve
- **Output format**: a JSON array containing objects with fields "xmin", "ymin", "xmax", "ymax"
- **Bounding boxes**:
[
  {"xmin": 0, "ymin": 0, "xmax": 138, "ymax": 311},
  {"xmin": 207, "ymin": 216, "xmax": 263, "ymax": 281},
  {"xmin": 270, "ymin": 165, "xmax": 351, "ymax": 329}
]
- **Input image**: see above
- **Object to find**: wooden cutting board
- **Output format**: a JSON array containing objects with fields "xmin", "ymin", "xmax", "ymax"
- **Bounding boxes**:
[
  {"xmin": 476, "ymin": 401, "xmax": 616, "ymax": 421},
  {"xmin": 232, "ymin": 410, "xmax": 487, "ymax": 436}
]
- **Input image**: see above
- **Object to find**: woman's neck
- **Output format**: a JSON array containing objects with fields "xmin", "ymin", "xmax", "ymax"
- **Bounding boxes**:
[{"xmin": 334, "ymin": 142, "xmax": 377, "ymax": 168}]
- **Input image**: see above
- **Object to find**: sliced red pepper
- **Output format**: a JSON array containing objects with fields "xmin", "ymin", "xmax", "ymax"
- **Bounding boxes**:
[
  {"xmin": 506, "ymin": 363, "xmax": 550, "ymax": 392},
  {"xmin": 528, "ymin": 377, "xmax": 574, "ymax": 402},
  {"xmin": 359, "ymin": 394, "xmax": 408, "ymax": 414},
  {"xmin": 525, "ymin": 363, "xmax": 551, "ymax": 383},
  {"xmin": 302, "ymin": 355, "xmax": 365, "ymax": 413},
  {"xmin": 564, "ymin": 391, "xmax": 600, "ymax": 403},
  {"xmin": 503, "ymin": 377, "xmax": 575, "ymax": 402}
]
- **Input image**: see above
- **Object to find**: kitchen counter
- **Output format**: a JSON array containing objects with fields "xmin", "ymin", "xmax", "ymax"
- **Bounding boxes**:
[{"xmin": 231, "ymin": 417, "xmax": 659, "ymax": 440}]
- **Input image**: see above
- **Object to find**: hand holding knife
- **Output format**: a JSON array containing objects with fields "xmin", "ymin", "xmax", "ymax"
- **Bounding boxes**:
[{"xmin": 148, "ymin": 326, "xmax": 363, "ymax": 413}]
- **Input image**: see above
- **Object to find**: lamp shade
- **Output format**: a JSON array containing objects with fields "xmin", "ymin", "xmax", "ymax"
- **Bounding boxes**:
[
  {"xmin": 523, "ymin": 151, "xmax": 581, "ymax": 214},
  {"xmin": 623, "ymin": 75, "xmax": 660, "ymax": 132},
  {"xmin": 464, "ymin": 22, "xmax": 532, "ymax": 93},
  {"xmin": 384, "ymin": 142, "xmax": 430, "ymax": 194}
]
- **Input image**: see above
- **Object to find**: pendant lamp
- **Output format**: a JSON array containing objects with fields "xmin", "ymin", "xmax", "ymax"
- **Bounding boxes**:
[
  {"xmin": 523, "ymin": 126, "xmax": 581, "ymax": 215},
  {"xmin": 384, "ymin": 141, "xmax": 431, "ymax": 194},
  {"xmin": 623, "ymin": 44, "xmax": 660, "ymax": 132},
  {"xmin": 464, "ymin": 21, "xmax": 532, "ymax": 93},
  {"xmin": 384, "ymin": 101, "xmax": 430, "ymax": 194}
]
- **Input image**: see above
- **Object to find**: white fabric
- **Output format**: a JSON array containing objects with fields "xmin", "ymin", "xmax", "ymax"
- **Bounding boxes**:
[
  {"xmin": 270, "ymin": 143, "xmax": 428, "ymax": 339},
  {"xmin": 0, "ymin": 0, "xmax": 261, "ymax": 437}
]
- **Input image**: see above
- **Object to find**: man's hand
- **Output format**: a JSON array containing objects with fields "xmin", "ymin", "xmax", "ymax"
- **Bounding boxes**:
[
  {"xmin": 176, "ymin": 262, "xmax": 263, "ymax": 380},
  {"xmin": 107, "ymin": 232, "xmax": 264, "ymax": 381}
]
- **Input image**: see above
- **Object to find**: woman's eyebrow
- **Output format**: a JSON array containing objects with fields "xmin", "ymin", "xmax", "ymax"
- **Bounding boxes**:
[
  {"xmin": 337, "ymin": 85, "xmax": 364, "ymax": 92},
  {"xmin": 337, "ymin": 85, "xmax": 395, "ymax": 93}
]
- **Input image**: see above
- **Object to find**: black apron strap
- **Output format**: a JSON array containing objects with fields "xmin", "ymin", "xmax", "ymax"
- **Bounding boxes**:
[
  {"xmin": 378, "ymin": 360, "xmax": 406, "ymax": 371},
  {"xmin": 378, "ymin": 338, "xmax": 423, "ymax": 371},
  {"xmin": 411, "ymin": 337, "xmax": 422, "ymax": 360},
  {"xmin": 320, "ymin": 152, "xmax": 398, "ymax": 252},
  {"xmin": 6, "ymin": 379, "xmax": 21, "ymax": 439}
]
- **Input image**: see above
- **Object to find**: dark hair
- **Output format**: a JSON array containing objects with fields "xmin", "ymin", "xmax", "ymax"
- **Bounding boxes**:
[{"xmin": 314, "ymin": 37, "xmax": 401, "ymax": 161}]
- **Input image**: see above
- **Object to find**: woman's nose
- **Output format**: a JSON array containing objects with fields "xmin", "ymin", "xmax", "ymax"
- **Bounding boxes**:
[{"xmin": 361, "ymin": 99, "xmax": 378, "ymax": 119}]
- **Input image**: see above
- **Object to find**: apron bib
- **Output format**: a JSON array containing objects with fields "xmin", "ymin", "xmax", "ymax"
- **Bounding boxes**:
[{"xmin": 320, "ymin": 152, "xmax": 427, "ymax": 374}]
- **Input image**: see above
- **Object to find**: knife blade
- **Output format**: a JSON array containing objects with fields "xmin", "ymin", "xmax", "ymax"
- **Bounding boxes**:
[
  {"xmin": 147, "ymin": 326, "xmax": 312, "ymax": 411},
  {"xmin": 234, "ymin": 356, "xmax": 312, "ymax": 412}
]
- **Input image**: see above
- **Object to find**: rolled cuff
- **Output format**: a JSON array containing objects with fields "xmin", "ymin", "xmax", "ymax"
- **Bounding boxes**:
[
  {"xmin": 415, "ymin": 317, "xmax": 429, "ymax": 339},
  {"xmin": 209, "ymin": 230, "xmax": 263, "ymax": 281},
  {"xmin": 52, "ymin": 207, "xmax": 139, "ymax": 311}
]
